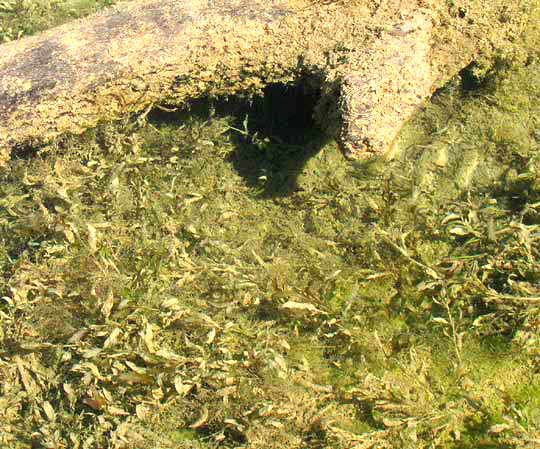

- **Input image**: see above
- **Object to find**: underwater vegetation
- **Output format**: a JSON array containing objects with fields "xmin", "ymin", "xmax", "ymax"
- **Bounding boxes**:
[{"xmin": 0, "ymin": 1, "xmax": 540, "ymax": 448}]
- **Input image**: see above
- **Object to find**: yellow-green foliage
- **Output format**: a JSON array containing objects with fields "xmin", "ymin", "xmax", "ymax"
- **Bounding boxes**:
[
  {"xmin": 0, "ymin": 0, "xmax": 134, "ymax": 42},
  {"xmin": 1, "ymin": 1, "xmax": 540, "ymax": 448}
]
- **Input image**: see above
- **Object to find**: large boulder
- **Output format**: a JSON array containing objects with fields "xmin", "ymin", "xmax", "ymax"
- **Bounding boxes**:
[{"xmin": 0, "ymin": 0, "xmax": 530, "ymax": 165}]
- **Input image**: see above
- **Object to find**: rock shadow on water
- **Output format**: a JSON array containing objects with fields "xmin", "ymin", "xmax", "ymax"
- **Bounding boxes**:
[
  {"xmin": 145, "ymin": 80, "xmax": 331, "ymax": 198},
  {"xmin": 225, "ymin": 82, "xmax": 328, "ymax": 198}
]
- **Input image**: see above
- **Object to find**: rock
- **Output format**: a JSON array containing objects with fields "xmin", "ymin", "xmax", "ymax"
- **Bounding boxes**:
[{"xmin": 0, "ymin": 0, "xmax": 529, "ymax": 166}]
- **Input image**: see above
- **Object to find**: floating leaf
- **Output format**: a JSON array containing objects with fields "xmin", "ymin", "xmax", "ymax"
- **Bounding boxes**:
[
  {"xmin": 282, "ymin": 301, "xmax": 323, "ymax": 314},
  {"xmin": 103, "ymin": 327, "xmax": 121, "ymax": 348},
  {"xmin": 83, "ymin": 394, "xmax": 107, "ymax": 411},
  {"xmin": 432, "ymin": 317, "xmax": 449, "ymax": 325},
  {"xmin": 206, "ymin": 328, "xmax": 217, "ymax": 344},
  {"xmin": 174, "ymin": 376, "xmax": 194, "ymax": 396},
  {"xmin": 118, "ymin": 372, "xmax": 154, "ymax": 385},
  {"xmin": 42, "ymin": 401, "xmax": 56, "ymax": 422},
  {"xmin": 190, "ymin": 407, "xmax": 209, "ymax": 429},
  {"xmin": 87, "ymin": 224, "xmax": 98, "ymax": 252},
  {"xmin": 161, "ymin": 297, "xmax": 180, "ymax": 309},
  {"xmin": 448, "ymin": 226, "xmax": 469, "ymax": 236},
  {"xmin": 101, "ymin": 289, "xmax": 115, "ymax": 319},
  {"xmin": 136, "ymin": 404, "xmax": 150, "ymax": 420},
  {"xmin": 108, "ymin": 405, "xmax": 129, "ymax": 416},
  {"xmin": 489, "ymin": 423, "xmax": 511, "ymax": 434}
]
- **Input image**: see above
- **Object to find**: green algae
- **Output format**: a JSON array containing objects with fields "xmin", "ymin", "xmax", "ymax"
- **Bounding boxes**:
[{"xmin": 1, "ymin": 1, "xmax": 540, "ymax": 448}]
